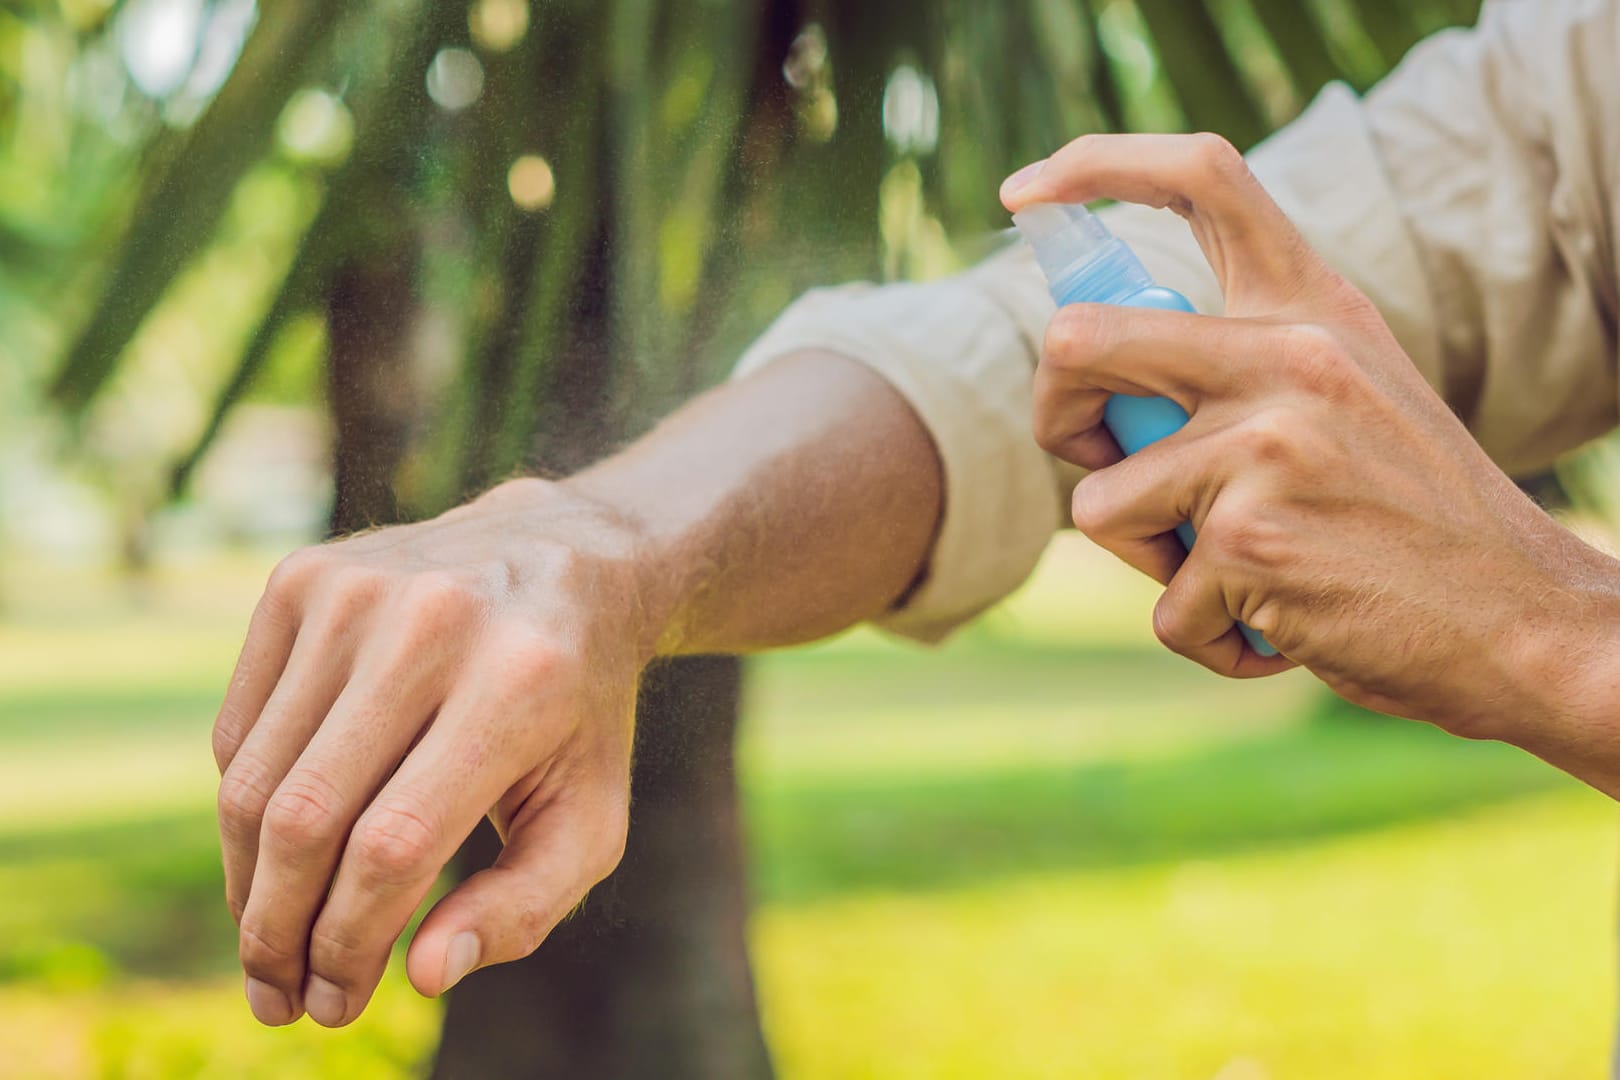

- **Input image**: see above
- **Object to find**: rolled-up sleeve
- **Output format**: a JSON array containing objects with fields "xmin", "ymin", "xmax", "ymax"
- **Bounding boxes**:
[
  {"xmin": 732, "ymin": 260, "xmax": 1062, "ymax": 642},
  {"xmin": 735, "ymin": 0, "xmax": 1620, "ymax": 642},
  {"xmin": 1357, "ymin": 0, "xmax": 1620, "ymax": 474}
]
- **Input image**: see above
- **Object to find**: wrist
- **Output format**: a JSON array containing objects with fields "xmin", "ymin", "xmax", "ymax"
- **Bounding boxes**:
[
  {"xmin": 469, "ymin": 476, "xmax": 689, "ymax": 663},
  {"xmin": 1505, "ymin": 539, "xmax": 1620, "ymax": 773}
]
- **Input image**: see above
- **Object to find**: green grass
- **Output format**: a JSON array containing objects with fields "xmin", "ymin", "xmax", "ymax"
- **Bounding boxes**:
[
  {"xmin": 0, "ymin": 540, "xmax": 1613, "ymax": 1078},
  {"xmin": 755, "ymin": 791, "xmax": 1616, "ymax": 1080},
  {"xmin": 748, "ymin": 717, "xmax": 1566, "ymax": 904}
]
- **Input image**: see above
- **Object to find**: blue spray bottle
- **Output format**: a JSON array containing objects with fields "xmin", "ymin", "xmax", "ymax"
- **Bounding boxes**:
[{"xmin": 1013, "ymin": 202, "xmax": 1276, "ymax": 657}]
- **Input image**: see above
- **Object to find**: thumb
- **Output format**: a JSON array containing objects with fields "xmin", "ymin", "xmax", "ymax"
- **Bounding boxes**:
[
  {"xmin": 405, "ymin": 799, "xmax": 625, "ymax": 997},
  {"xmin": 1001, "ymin": 132, "xmax": 1324, "ymax": 315}
]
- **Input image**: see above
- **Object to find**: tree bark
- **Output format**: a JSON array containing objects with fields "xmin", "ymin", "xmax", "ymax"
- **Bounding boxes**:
[
  {"xmin": 434, "ymin": 44, "xmax": 773, "ymax": 1073},
  {"xmin": 325, "ymin": 248, "xmax": 418, "ymax": 535},
  {"xmin": 433, "ymin": 655, "xmax": 772, "ymax": 1080}
]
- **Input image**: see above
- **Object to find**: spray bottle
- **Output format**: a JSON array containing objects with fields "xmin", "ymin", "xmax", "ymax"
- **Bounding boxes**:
[{"xmin": 1013, "ymin": 202, "xmax": 1276, "ymax": 657}]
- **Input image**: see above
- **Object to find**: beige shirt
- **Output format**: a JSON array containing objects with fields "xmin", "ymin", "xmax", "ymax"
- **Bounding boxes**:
[{"xmin": 734, "ymin": 0, "xmax": 1620, "ymax": 643}]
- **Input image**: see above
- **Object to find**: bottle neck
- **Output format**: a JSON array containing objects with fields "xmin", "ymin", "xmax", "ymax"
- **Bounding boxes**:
[{"xmin": 1046, "ymin": 240, "xmax": 1155, "ymax": 306}]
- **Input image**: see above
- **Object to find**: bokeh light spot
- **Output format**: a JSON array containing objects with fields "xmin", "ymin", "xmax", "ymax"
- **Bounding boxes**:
[
  {"xmin": 426, "ymin": 47, "xmax": 485, "ymax": 111},
  {"xmin": 782, "ymin": 24, "xmax": 828, "ymax": 90},
  {"xmin": 277, "ymin": 89, "xmax": 354, "ymax": 166},
  {"xmin": 119, "ymin": 0, "xmax": 204, "ymax": 99},
  {"xmin": 469, "ymin": 0, "xmax": 529, "ymax": 53},
  {"xmin": 882, "ymin": 65, "xmax": 939, "ymax": 155},
  {"xmin": 507, "ymin": 154, "xmax": 556, "ymax": 211}
]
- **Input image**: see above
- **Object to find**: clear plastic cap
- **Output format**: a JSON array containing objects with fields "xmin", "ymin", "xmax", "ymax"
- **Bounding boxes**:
[{"xmin": 1012, "ymin": 202, "xmax": 1116, "ymax": 285}]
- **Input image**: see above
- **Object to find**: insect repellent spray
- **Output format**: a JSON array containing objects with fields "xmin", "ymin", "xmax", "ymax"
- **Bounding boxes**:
[{"xmin": 1013, "ymin": 202, "xmax": 1277, "ymax": 657}]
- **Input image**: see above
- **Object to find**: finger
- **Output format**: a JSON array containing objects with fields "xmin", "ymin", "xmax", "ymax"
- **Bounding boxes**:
[
  {"xmin": 1031, "ymin": 350, "xmax": 1120, "ymax": 470},
  {"xmin": 238, "ymin": 575, "xmax": 483, "ymax": 1026},
  {"xmin": 236, "ymin": 660, "xmax": 441, "ymax": 1030},
  {"xmin": 1002, "ymin": 133, "xmax": 1324, "ymax": 313},
  {"xmin": 296, "ymin": 777, "xmax": 473, "ymax": 1028},
  {"xmin": 1153, "ymin": 553, "xmax": 1295, "ymax": 679},
  {"xmin": 1035, "ymin": 305, "xmax": 1276, "ymax": 463},
  {"xmin": 1069, "ymin": 440, "xmax": 1215, "ymax": 585},
  {"xmin": 217, "ymin": 597, "xmax": 364, "ymax": 939},
  {"xmin": 213, "ymin": 555, "xmax": 316, "ymax": 775},
  {"xmin": 405, "ymin": 790, "xmax": 626, "ymax": 999},
  {"xmin": 299, "ymin": 646, "xmax": 561, "ymax": 1027}
]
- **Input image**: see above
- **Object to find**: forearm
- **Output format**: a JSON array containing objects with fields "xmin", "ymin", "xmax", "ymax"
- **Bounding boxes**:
[{"xmin": 561, "ymin": 349, "xmax": 942, "ymax": 655}]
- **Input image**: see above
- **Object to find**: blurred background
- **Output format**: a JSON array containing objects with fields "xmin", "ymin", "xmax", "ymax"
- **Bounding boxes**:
[{"xmin": 3, "ymin": 0, "xmax": 1618, "ymax": 1077}]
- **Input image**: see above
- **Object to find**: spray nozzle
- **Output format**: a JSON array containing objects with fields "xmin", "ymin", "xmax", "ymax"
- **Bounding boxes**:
[
  {"xmin": 1012, "ymin": 203, "xmax": 1115, "ymax": 284},
  {"xmin": 1013, "ymin": 202, "xmax": 1152, "ymax": 304}
]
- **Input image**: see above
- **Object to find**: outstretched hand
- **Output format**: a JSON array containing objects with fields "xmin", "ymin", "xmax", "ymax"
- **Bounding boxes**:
[{"xmin": 1001, "ymin": 134, "xmax": 1620, "ymax": 763}]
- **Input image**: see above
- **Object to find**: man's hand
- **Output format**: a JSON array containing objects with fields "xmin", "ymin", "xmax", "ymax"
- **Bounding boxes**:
[
  {"xmin": 211, "ymin": 350, "xmax": 945, "ymax": 1028},
  {"xmin": 214, "ymin": 479, "xmax": 650, "ymax": 1027},
  {"xmin": 1001, "ymin": 134, "xmax": 1620, "ymax": 765}
]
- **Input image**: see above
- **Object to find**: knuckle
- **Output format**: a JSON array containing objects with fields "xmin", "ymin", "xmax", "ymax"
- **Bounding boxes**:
[
  {"xmin": 217, "ymin": 759, "xmax": 276, "ymax": 835},
  {"xmin": 264, "ymin": 547, "xmax": 324, "ymax": 606},
  {"xmin": 326, "ymin": 566, "xmax": 388, "ymax": 618},
  {"xmin": 238, "ymin": 923, "xmax": 297, "ymax": 979},
  {"xmin": 1218, "ymin": 519, "xmax": 1276, "ymax": 567},
  {"xmin": 402, "ymin": 570, "xmax": 484, "ymax": 630},
  {"xmin": 1032, "ymin": 409, "xmax": 1068, "ymax": 456},
  {"xmin": 489, "ymin": 624, "xmax": 567, "ymax": 693},
  {"xmin": 1042, "ymin": 305, "xmax": 1112, "ymax": 371},
  {"xmin": 212, "ymin": 721, "xmax": 243, "ymax": 775},
  {"xmin": 1151, "ymin": 597, "xmax": 1196, "ymax": 656},
  {"xmin": 1059, "ymin": 132, "xmax": 1102, "ymax": 161},
  {"xmin": 1046, "ymin": 133, "xmax": 1100, "ymax": 180},
  {"xmin": 1203, "ymin": 497, "xmax": 1283, "ymax": 569},
  {"xmin": 1233, "ymin": 404, "xmax": 1335, "ymax": 484},
  {"xmin": 1189, "ymin": 132, "xmax": 1246, "ymax": 183},
  {"xmin": 262, "ymin": 775, "xmax": 345, "ymax": 851},
  {"xmin": 308, "ymin": 920, "xmax": 374, "ymax": 980},
  {"xmin": 1279, "ymin": 324, "xmax": 1356, "ymax": 395},
  {"xmin": 1233, "ymin": 408, "xmax": 1301, "ymax": 467},
  {"xmin": 1242, "ymin": 597, "xmax": 1284, "ymax": 642},
  {"xmin": 1328, "ymin": 287, "xmax": 1381, "ymax": 327},
  {"xmin": 351, "ymin": 802, "xmax": 440, "ymax": 883},
  {"xmin": 1068, "ymin": 476, "xmax": 1114, "ymax": 536}
]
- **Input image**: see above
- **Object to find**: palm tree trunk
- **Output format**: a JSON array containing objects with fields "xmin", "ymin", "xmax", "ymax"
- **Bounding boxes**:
[
  {"xmin": 432, "ymin": 656, "xmax": 770, "ymax": 1080},
  {"xmin": 434, "ymin": 68, "xmax": 773, "ymax": 1074},
  {"xmin": 325, "ymin": 244, "xmax": 418, "ymax": 535}
]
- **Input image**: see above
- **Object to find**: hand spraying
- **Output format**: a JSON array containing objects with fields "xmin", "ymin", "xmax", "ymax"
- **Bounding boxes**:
[{"xmin": 1014, "ymin": 203, "xmax": 1277, "ymax": 657}]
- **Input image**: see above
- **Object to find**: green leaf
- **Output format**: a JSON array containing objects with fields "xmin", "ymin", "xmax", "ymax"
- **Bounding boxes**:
[
  {"xmin": 1135, "ymin": 0, "xmax": 1270, "ymax": 148},
  {"xmin": 46, "ymin": 0, "xmax": 344, "ymax": 412},
  {"xmin": 1247, "ymin": 0, "xmax": 1345, "ymax": 104}
]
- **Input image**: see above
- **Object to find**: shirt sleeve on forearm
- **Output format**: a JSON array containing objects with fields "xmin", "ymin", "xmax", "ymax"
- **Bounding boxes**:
[
  {"xmin": 731, "ymin": 256, "xmax": 1064, "ymax": 642},
  {"xmin": 730, "ymin": 88, "xmax": 1447, "ymax": 643},
  {"xmin": 1354, "ymin": 0, "xmax": 1620, "ymax": 475},
  {"xmin": 733, "ymin": 0, "xmax": 1620, "ymax": 641}
]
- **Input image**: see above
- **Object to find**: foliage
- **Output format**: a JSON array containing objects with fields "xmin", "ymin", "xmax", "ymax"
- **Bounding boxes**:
[
  {"xmin": 2, "ymin": 3, "xmax": 1529, "ymax": 1075},
  {"xmin": 2, "ymin": 0, "xmax": 1482, "ymax": 520}
]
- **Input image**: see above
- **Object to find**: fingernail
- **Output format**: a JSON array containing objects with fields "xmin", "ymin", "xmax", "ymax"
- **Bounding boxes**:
[
  {"xmin": 1000, "ymin": 159, "xmax": 1046, "ymax": 200},
  {"xmin": 304, "ymin": 975, "xmax": 347, "ymax": 1027},
  {"xmin": 443, "ymin": 931, "xmax": 481, "ymax": 992},
  {"xmin": 245, "ymin": 976, "xmax": 294, "ymax": 1026}
]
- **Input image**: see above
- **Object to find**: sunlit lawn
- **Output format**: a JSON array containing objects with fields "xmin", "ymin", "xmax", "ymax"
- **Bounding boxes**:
[{"xmin": 0, "ymin": 537, "xmax": 1613, "ymax": 1078}]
